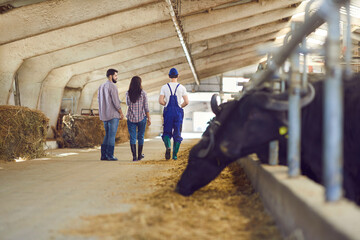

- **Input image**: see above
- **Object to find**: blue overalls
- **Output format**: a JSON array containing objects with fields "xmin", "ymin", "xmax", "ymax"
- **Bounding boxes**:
[{"xmin": 162, "ymin": 83, "xmax": 184, "ymax": 144}]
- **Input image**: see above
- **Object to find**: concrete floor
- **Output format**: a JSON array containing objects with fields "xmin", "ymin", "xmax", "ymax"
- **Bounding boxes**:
[{"xmin": 0, "ymin": 137, "xmax": 198, "ymax": 240}]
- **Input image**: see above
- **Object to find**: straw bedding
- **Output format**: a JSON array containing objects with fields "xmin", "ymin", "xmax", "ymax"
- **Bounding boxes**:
[{"xmin": 63, "ymin": 148, "xmax": 282, "ymax": 239}]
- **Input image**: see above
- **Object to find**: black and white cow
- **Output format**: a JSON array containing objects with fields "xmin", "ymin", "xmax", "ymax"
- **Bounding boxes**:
[{"xmin": 176, "ymin": 73, "xmax": 360, "ymax": 205}]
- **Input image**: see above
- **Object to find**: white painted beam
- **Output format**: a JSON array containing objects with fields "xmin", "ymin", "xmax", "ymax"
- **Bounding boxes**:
[
  {"xmin": 190, "ymin": 20, "xmax": 288, "ymax": 54},
  {"xmin": 165, "ymin": 0, "xmax": 199, "ymax": 85},
  {"xmin": 182, "ymin": 0, "xmax": 302, "ymax": 33},
  {"xmin": 0, "ymin": 0, "xmax": 158, "ymax": 44},
  {"xmin": 70, "ymin": 20, "xmax": 286, "ymax": 90},
  {"xmin": 188, "ymin": 4, "xmax": 308, "ymax": 44}
]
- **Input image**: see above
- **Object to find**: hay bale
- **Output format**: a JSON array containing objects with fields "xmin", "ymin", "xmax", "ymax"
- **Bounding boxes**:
[
  {"xmin": 0, "ymin": 105, "xmax": 49, "ymax": 161},
  {"xmin": 60, "ymin": 115, "xmax": 129, "ymax": 148},
  {"xmin": 116, "ymin": 120, "xmax": 129, "ymax": 144}
]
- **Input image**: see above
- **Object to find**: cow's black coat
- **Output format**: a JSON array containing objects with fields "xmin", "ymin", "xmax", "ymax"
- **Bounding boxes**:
[{"xmin": 176, "ymin": 74, "xmax": 360, "ymax": 205}]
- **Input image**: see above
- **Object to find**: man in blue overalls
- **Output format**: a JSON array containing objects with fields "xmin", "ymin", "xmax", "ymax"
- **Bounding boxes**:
[{"xmin": 159, "ymin": 68, "xmax": 189, "ymax": 160}]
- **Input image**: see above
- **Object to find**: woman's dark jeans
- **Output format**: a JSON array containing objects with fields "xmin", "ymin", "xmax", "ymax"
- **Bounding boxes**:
[{"xmin": 127, "ymin": 117, "xmax": 147, "ymax": 145}]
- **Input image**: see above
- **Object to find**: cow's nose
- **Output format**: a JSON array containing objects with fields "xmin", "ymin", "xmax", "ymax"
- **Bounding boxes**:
[{"xmin": 175, "ymin": 183, "xmax": 193, "ymax": 196}]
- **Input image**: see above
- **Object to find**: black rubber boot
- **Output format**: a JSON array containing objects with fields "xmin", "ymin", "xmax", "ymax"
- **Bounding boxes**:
[
  {"xmin": 165, "ymin": 148, "xmax": 171, "ymax": 160},
  {"xmin": 130, "ymin": 144, "xmax": 137, "ymax": 161},
  {"xmin": 107, "ymin": 145, "xmax": 118, "ymax": 161},
  {"xmin": 100, "ymin": 144, "xmax": 108, "ymax": 160},
  {"xmin": 138, "ymin": 144, "xmax": 144, "ymax": 161}
]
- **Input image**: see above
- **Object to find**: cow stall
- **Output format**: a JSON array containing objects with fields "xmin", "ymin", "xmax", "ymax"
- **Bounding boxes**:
[{"xmin": 176, "ymin": 0, "xmax": 360, "ymax": 239}]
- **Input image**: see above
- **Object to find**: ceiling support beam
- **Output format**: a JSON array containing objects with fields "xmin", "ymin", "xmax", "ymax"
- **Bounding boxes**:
[{"xmin": 165, "ymin": 0, "xmax": 199, "ymax": 85}]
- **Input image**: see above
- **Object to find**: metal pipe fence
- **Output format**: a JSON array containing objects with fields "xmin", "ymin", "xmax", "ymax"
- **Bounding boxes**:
[{"xmin": 246, "ymin": 0, "xmax": 350, "ymax": 202}]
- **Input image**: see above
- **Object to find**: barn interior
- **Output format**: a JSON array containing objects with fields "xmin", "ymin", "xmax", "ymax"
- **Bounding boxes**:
[
  {"xmin": 1, "ymin": 0, "xmax": 360, "ymax": 239},
  {"xmin": 1, "ymin": 0, "xmax": 359, "ymax": 140}
]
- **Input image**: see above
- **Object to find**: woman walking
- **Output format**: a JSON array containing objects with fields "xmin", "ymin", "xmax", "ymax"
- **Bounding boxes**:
[{"xmin": 126, "ymin": 76, "xmax": 151, "ymax": 161}]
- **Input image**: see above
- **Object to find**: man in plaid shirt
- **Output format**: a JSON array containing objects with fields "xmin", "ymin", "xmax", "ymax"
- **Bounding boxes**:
[{"xmin": 98, "ymin": 68, "xmax": 124, "ymax": 161}]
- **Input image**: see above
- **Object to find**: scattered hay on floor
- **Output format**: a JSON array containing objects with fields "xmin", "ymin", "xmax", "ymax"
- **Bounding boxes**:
[
  {"xmin": 0, "ymin": 105, "xmax": 49, "ymax": 161},
  {"xmin": 58, "ymin": 115, "xmax": 129, "ymax": 148},
  {"xmin": 63, "ymin": 147, "xmax": 282, "ymax": 240}
]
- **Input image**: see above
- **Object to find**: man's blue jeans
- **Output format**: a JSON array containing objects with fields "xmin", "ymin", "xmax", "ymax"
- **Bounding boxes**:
[
  {"xmin": 103, "ymin": 118, "xmax": 119, "ymax": 146},
  {"xmin": 127, "ymin": 118, "xmax": 147, "ymax": 145}
]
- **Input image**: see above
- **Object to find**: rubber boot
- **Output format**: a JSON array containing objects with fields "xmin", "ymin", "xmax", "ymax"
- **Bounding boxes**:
[
  {"xmin": 163, "ymin": 135, "xmax": 171, "ymax": 160},
  {"xmin": 138, "ymin": 144, "xmax": 144, "ymax": 161},
  {"xmin": 172, "ymin": 142, "xmax": 181, "ymax": 160},
  {"xmin": 130, "ymin": 144, "xmax": 137, "ymax": 161},
  {"xmin": 107, "ymin": 145, "xmax": 118, "ymax": 161},
  {"xmin": 100, "ymin": 144, "xmax": 108, "ymax": 160}
]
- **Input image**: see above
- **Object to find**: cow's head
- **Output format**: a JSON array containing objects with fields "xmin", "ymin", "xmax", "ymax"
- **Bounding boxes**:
[{"xmin": 176, "ymin": 85, "xmax": 315, "ymax": 196}]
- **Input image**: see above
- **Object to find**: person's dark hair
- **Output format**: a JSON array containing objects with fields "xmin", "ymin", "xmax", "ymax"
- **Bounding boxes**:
[
  {"xmin": 169, "ymin": 73, "xmax": 178, "ymax": 78},
  {"xmin": 128, "ymin": 76, "xmax": 143, "ymax": 103},
  {"xmin": 106, "ymin": 68, "xmax": 118, "ymax": 78}
]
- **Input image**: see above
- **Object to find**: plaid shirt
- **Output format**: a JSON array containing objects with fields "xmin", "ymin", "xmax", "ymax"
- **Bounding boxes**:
[{"xmin": 126, "ymin": 90, "xmax": 149, "ymax": 123}]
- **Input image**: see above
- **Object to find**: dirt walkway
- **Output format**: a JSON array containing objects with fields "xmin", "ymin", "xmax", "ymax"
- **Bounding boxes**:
[{"xmin": 0, "ymin": 137, "xmax": 282, "ymax": 240}]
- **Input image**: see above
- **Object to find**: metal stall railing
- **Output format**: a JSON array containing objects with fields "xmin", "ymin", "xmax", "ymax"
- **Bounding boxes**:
[
  {"xmin": 245, "ymin": 0, "xmax": 351, "ymax": 202},
  {"xmin": 287, "ymin": 21, "xmax": 302, "ymax": 178},
  {"xmin": 266, "ymin": 53, "xmax": 280, "ymax": 166},
  {"xmin": 323, "ymin": 0, "xmax": 344, "ymax": 202}
]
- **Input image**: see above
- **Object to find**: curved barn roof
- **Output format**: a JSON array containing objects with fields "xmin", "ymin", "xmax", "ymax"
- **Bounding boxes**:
[{"xmin": 0, "ymin": 0, "xmax": 359, "ymax": 136}]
